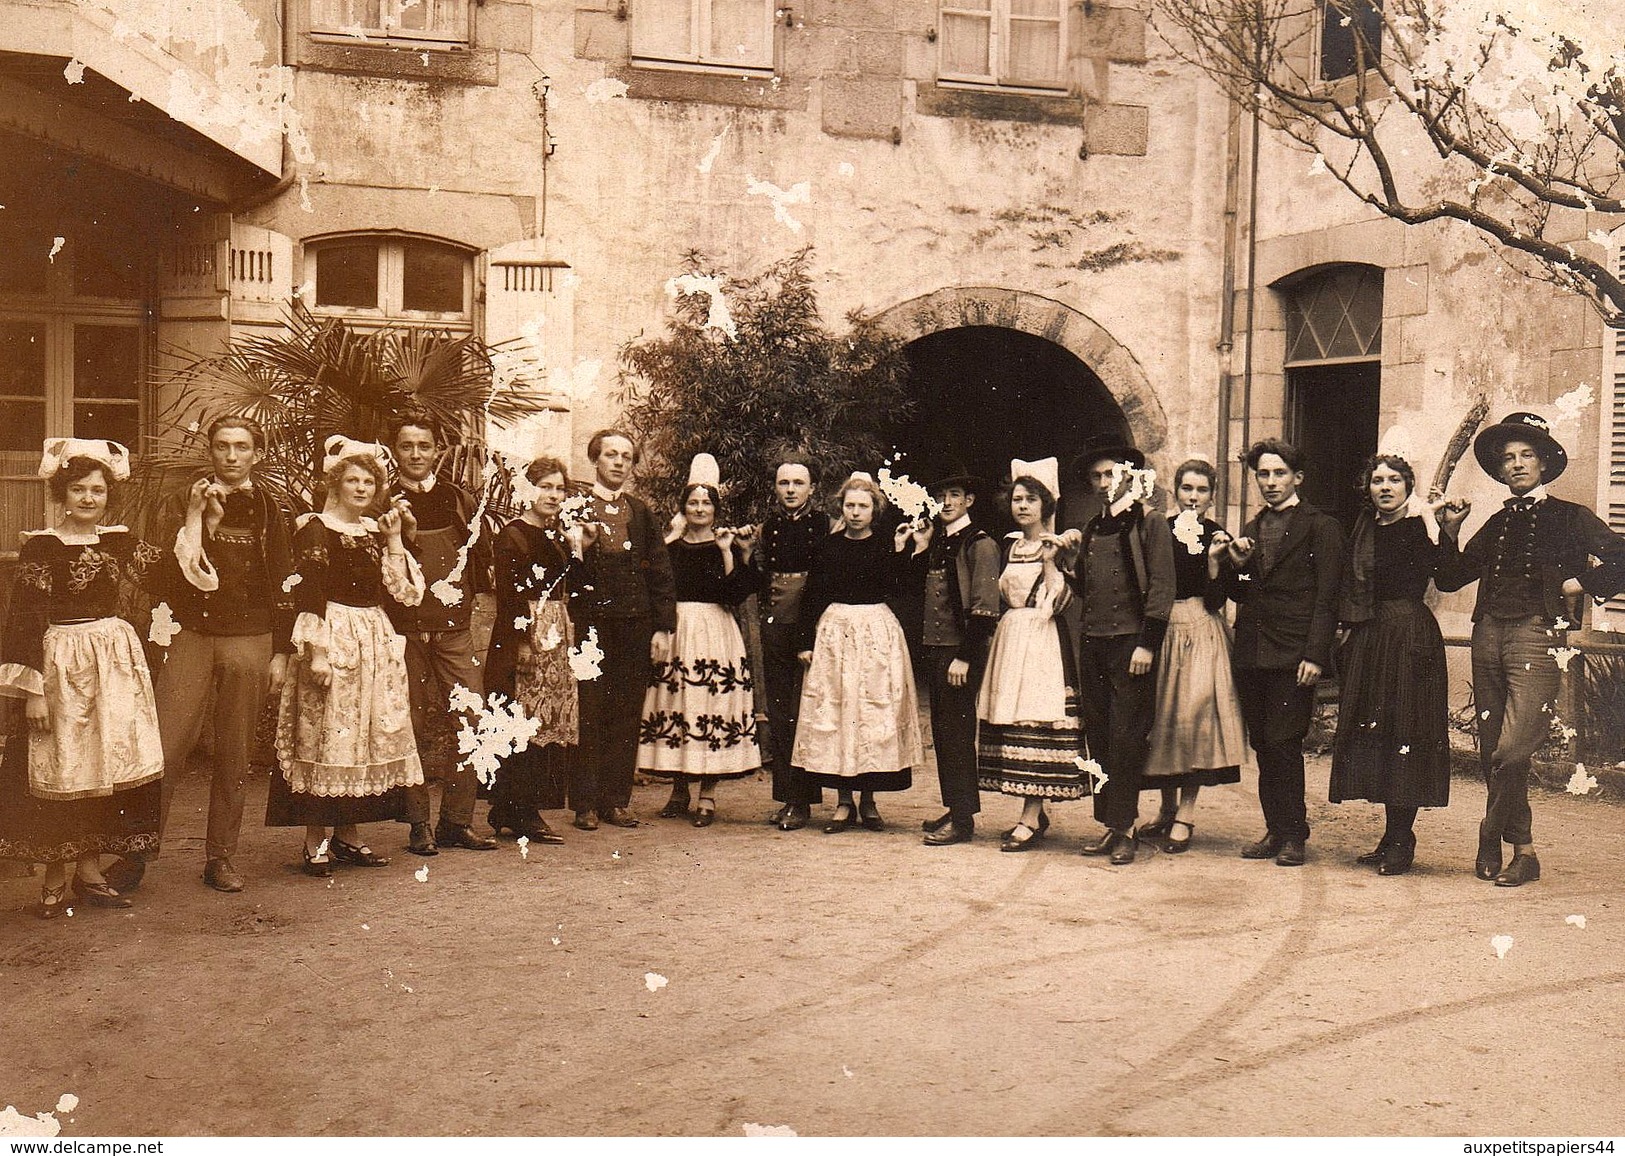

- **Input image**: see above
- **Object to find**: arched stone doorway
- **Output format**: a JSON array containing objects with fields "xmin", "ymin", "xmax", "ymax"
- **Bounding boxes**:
[{"xmin": 874, "ymin": 288, "xmax": 1165, "ymax": 526}]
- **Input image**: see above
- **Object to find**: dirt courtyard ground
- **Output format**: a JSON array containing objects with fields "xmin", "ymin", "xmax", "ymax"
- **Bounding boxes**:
[{"xmin": 2, "ymin": 747, "xmax": 1622, "ymax": 1137}]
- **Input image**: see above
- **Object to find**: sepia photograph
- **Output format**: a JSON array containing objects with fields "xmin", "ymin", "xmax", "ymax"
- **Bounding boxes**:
[{"xmin": 0, "ymin": 0, "xmax": 1623, "ymax": 1141}]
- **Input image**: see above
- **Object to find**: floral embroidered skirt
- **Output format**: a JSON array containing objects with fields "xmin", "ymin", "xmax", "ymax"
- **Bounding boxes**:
[
  {"xmin": 792, "ymin": 602, "xmax": 919, "ymax": 791},
  {"xmin": 976, "ymin": 607, "xmax": 1086, "ymax": 799},
  {"xmin": 0, "ymin": 617, "xmax": 162, "ymax": 862},
  {"xmin": 268, "ymin": 602, "xmax": 423, "ymax": 827},
  {"xmin": 1143, "ymin": 598, "xmax": 1248, "ymax": 787},
  {"xmin": 515, "ymin": 597, "xmax": 579, "ymax": 750},
  {"xmin": 637, "ymin": 601, "xmax": 760, "ymax": 779}
]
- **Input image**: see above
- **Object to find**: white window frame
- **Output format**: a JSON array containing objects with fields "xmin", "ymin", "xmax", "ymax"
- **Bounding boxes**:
[
  {"xmin": 938, "ymin": 0, "xmax": 1067, "ymax": 93},
  {"xmin": 308, "ymin": 0, "xmax": 471, "ymax": 48},
  {"xmin": 305, "ymin": 236, "xmax": 475, "ymax": 330},
  {"xmin": 630, "ymin": 0, "xmax": 777, "ymax": 74}
]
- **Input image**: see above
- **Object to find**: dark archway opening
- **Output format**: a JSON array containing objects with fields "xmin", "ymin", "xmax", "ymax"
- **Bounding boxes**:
[{"xmin": 891, "ymin": 325, "xmax": 1131, "ymax": 537}]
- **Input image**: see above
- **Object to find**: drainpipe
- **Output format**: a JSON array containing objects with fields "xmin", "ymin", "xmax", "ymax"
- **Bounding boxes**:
[
  {"xmin": 1237, "ymin": 7, "xmax": 1264, "ymax": 529},
  {"xmin": 1215, "ymin": 99, "xmax": 1242, "ymax": 519},
  {"xmin": 228, "ymin": 0, "xmax": 299, "ymax": 216}
]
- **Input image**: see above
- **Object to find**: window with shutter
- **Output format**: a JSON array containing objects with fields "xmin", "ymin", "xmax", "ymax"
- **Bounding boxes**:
[
  {"xmin": 1597, "ymin": 230, "xmax": 1625, "ymax": 628},
  {"xmin": 631, "ymin": 0, "xmax": 776, "ymax": 72},
  {"xmin": 305, "ymin": 235, "xmax": 475, "ymax": 331},
  {"xmin": 939, "ymin": 0, "xmax": 1065, "ymax": 91},
  {"xmin": 309, "ymin": 0, "xmax": 471, "ymax": 46}
]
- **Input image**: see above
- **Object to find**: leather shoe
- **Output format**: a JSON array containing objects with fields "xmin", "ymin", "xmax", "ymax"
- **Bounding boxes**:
[
  {"xmin": 1377, "ymin": 834, "xmax": 1416, "ymax": 876},
  {"xmin": 407, "ymin": 822, "xmax": 439, "ymax": 856},
  {"xmin": 203, "ymin": 858, "xmax": 246, "ymax": 893},
  {"xmin": 921, "ymin": 810, "xmax": 953, "ymax": 833},
  {"xmin": 776, "ymin": 804, "xmax": 809, "ymax": 831},
  {"xmin": 1080, "ymin": 829, "xmax": 1117, "ymax": 856},
  {"xmin": 1138, "ymin": 812, "xmax": 1177, "ymax": 840},
  {"xmin": 518, "ymin": 819, "xmax": 566, "ymax": 845},
  {"xmin": 573, "ymin": 811, "xmax": 600, "ymax": 831},
  {"xmin": 925, "ymin": 823, "xmax": 974, "ymax": 847},
  {"xmin": 1494, "ymin": 852, "xmax": 1540, "ymax": 887},
  {"xmin": 72, "ymin": 879, "xmax": 133, "ymax": 908},
  {"xmin": 1476, "ymin": 821, "xmax": 1502, "ymax": 881},
  {"xmin": 331, "ymin": 839, "xmax": 390, "ymax": 867},
  {"xmin": 435, "ymin": 823, "xmax": 498, "ymax": 851},
  {"xmin": 103, "ymin": 855, "xmax": 147, "ymax": 893},
  {"xmin": 601, "ymin": 807, "xmax": 640, "ymax": 828},
  {"xmin": 1274, "ymin": 840, "xmax": 1306, "ymax": 867},
  {"xmin": 1002, "ymin": 811, "xmax": 1051, "ymax": 840},
  {"xmin": 1240, "ymin": 833, "xmax": 1284, "ymax": 860},
  {"xmin": 1109, "ymin": 833, "xmax": 1138, "ymax": 865},
  {"xmin": 1355, "ymin": 835, "xmax": 1392, "ymax": 867},
  {"xmin": 823, "ymin": 804, "xmax": 857, "ymax": 834}
]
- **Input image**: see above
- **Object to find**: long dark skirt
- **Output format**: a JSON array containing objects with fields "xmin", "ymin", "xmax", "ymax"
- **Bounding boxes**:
[
  {"xmin": 0, "ymin": 719, "xmax": 160, "ymax": 862},
  {"xmin": 1329, "ymin": 598, "xmax": 1451, "ymax": 808},
  {"xmin": 491, "ymin": 742, "xmax": 569, "ymax": 816},
  {"xmin": 805, "ymin": 767, "xmax": 913, "ymax": 793},
  {"xmin": 265, "ymin": 771, "xmax": 406, "ymax": 827}
]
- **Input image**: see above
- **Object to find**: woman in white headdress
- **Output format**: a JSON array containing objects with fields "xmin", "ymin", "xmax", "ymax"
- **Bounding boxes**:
[
  {"xmin": 793, "ymin": 471, "xmax": 922, "ymax": 833},
  {"xmin": 975, "ymin": 457, "xmax": 1087, "ymax": 850},
  {"xmin": 639, "ymin": 455, "xmax": 762, "ymax": 827},
  {"xmin": 1140, "ymin": 457, "xmax": 1249, "ymax": 854},
  {"xmin": 266, "ymin": 436, "xmax": 426, "ymax": 877},
  {"xmin": 0, "ymin": 439, "xmax": 164, "ymax": 917}
]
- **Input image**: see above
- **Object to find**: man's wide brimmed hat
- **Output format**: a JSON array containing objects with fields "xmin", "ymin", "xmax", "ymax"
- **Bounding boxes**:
[
  {"xmin": 926, "ymin": 462, "xmax": 985, "ymax": 494},
  {"xmin": 1070, "ymin": 434, "xmax": 1146, "ymax": 477},
  {"xmin": 1473, "ymin": 412, "xmax": 1568, "ymax": 483}
]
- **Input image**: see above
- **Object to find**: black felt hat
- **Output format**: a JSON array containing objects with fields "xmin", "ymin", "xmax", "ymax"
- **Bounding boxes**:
[
  {"xmin": 1473, "ymin": 411, "xmax": 1568, "ymax": 483},
  {"xmin": 926, "ymin": 463, "xmax": 986, "ymax": 494},
  {"xmin": 1070, "ymin": 435, "xmax": 1146, "ymax": 478}
]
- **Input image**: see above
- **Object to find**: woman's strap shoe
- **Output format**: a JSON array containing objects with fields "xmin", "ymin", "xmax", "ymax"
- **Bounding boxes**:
[
  {"xmin": 37, "ymin": 882, "xmax": 69, "ymax": 919},
  {"xmin": 1162, "ymin": 821, "xmax": 1194, "ymax": 854},
  {"xmin": 999, "ymin": 824, "xmax": 1039, "ymax": 852},
  {"xmin": 72, "ymin": 879, "xmax": 133, "ymax": 908},
  {"xmin": 330, "ymin": 840, "xmax": 391, "ymax": 867},
  {"xmin": 823, "ymin": 804, "xmax": 856, "ymax": 834}
]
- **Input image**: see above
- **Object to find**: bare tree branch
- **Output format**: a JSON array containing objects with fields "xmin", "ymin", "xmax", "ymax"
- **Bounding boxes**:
[{"xmin": 1150, "ymin": 0, "xmax": 1625, "ymax": 326}]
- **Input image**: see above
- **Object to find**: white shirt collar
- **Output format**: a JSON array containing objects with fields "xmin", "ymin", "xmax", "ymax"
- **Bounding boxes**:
[
  {"xmin": 1264, "ymin": 493, "xmax": 1301, "ymax": 514},
  {"xmin": 211, "ymin": 477, "xmax": 254, "ymax": 493},
  {"xmin": 592, "ymin": 482, "xmax": 622, "ymax": 502},
  {"xmin": 940, "ymin": 513, "xmax": 972, "ymax": 536},
  {"xmin": 399, "ymin": 474, "xmax": 437, "ymax": 493},
  {"xmin": 314, "ymin": 510, "xmax": 377, "ymax": 536},
  {"xmin": 1512, "ymin": 485, "xmax": 1548, "ymax": 504}
]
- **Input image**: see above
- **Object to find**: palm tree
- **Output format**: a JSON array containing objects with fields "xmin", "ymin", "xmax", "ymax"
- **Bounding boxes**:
[{"xmin": 135, "ymin": 304, "xmax": 551, "ymax": 522}]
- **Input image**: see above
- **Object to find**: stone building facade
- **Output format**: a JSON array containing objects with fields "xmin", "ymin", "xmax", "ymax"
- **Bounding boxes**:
[{"xmin": 3, "ymin": 0, "xmax": 1622, "ymax": 653}]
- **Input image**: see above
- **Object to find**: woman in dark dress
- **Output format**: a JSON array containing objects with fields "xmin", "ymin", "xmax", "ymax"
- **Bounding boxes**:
[
  {"xmin": 793, "ymin": 472, "xmax": 922, "ymax": 833},
  {"xmin": 1140, "ymin": 459, "xmax": 1248, "ymax": 853},
  {"xmin": 0, "ymin": 441, "xmax": 164, "ymax": 917},
  {"xmin": 1330, "ymin": 452, "xmax": 1452, "ymax": 876},
  {"xmin": 268, "ymin": 439, "xmax": 424, "ymax": 876},
  {"xmin": 639, "ymin": 481, "xmax": 762, "ymax": 826},
  {"xmin": 484, "ymin": 455, "xmax": 583, "ymax": 846}
]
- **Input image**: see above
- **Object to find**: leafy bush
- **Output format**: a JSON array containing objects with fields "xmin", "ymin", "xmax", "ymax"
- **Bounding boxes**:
[{"xmin": 616, "ymin": 249, "xmax": 914, "ymax": 523}]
